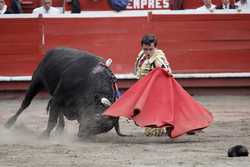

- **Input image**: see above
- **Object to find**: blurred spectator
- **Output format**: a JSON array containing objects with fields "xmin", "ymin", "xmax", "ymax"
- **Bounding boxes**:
[
  {"xmin": 33, "ymin": 0, "xmax": 61, "ymax": 14},
  {"xmin": 236, "ymin": 0, "xmax": 250, "ymax": 10},
  {"xmin": 196, "ymin": 0, "xmax": 216, "ymax": 11},
  {"xmin": 215, "ymin": 0, "xmax": 238, "ymax": 9},
  {"xmin": 11, "ymin": 0, "xmax": 22, "ymax": 13},
  {"xmin": 108, "ymin": 0, "xmax": 128, "ymax": 12},
  {"xmin": 71, "ymin": 0, "xmax": 81, "ymax": 13},
  {"xmin": 0, "ymin": 0, "xmax": 12, "ymax": 14}
]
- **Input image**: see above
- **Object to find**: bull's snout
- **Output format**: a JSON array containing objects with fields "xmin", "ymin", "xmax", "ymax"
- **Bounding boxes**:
[{"xmin": 78, "ymin": 113, "xmax": 115, "ymax": 138}]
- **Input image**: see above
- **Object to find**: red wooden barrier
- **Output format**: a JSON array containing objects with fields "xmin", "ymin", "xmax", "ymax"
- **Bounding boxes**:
[
  {"xmin": 1, "ymin": 13, "xmax": 250, "ymax": 76},
  {"xmin": 0, "ymin": 18, "xmax": 42, "ymax": 76},
  {"xmin": 150, "ymin": 14, "xmax": 250, "ymax": 73},
  {"xmin": 0, "ymin": 13, "xmax": 250, "ymax": 91},
  {"xmin": 42, "ymin": 16, "xmax": 147, "ymax": 73}
]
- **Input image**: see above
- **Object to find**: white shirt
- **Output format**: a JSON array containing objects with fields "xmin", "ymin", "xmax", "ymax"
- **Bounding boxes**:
[
  {"xmin": 32, "ymin": 6, "xmax": 61, "ymax": 14},
  {"xmin": 196, "ymin": 4, "xmax": 216, "ymax": 11},
  {"xmin": 236, "ymin": 1, "xmax": 250, "ymax": 10},
  {"xmin": 0, "ymin": 5, "xmax": 7, "ymax": 14}
]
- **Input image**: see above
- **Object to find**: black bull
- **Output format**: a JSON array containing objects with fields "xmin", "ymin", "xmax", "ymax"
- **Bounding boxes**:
[{"xmin": 5, "ymin": 48, "xmax": 125, "ymax": 138}]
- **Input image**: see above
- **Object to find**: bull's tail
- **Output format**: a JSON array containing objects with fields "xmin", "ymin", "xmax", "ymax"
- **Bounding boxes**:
[{"xmin": 4, "ymin": 76, "xmax": 44, "ymax": 129}]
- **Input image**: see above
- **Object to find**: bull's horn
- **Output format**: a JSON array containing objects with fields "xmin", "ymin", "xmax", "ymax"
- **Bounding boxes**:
[
  {"xmin": 105, "ymin": 58, "xmax": 112, "ymax": 67},
  {"xmin": 101, "ymin": 97, "xmax": 112, "ymax": 106}
]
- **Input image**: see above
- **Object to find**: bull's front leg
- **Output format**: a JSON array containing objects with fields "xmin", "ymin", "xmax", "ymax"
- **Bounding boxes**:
[
  {"xmin": 41, "ymin": 110, "xmax": 59, "ymax": 138},
  {"xmin": 55, "ymin": 112, "xmax": 65, "ymax": 135}
]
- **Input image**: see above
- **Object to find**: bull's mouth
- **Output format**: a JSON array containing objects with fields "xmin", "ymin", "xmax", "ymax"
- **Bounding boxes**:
[
  {"xmin": 78, "ymin": 118, "xmax": 116, "ymax": 138},
  {"xmin": 77, "ymin": 131, "xmax": 96, "ymax": 138},
  {"xmin": 77, "ymin": 127, "xmax": 109, "ymax": 138},
  {"xmin": 77, "ymin": 97, "xmax": 115, "ymax": 138}
]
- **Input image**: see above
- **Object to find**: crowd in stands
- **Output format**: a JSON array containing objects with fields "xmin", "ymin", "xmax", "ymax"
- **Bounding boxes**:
[
  {"xmin": 0, "ymin": 0, "xmax": 22, "ymax": 14},
  {"xmin": 196, "ymin": 0, "xmax": 249, "ymax": 12},
  {"xmin": 0, "ymin": 0, "xmax": 250, "ymax": 15},
  {"xmin": 32, "ymin": 0, "xmax": 61, "ymax": 14},
  {"xmin": 0, "ymin": 0, "xmax": 10, "ymax": 14},
  {"xmin": 196, "ymin": 0, "xmax": 216, "ymax": 11},
  {"xmin": 216, "ymin": 0, "xmax": 238, "ymax": 9},
  {"xmin": 0, "ymin": 0, "xmax": 64, "ymax": 14},
  {"xmin": 236, "ymin": 0, "xmax": 250, "ymax": 10}
]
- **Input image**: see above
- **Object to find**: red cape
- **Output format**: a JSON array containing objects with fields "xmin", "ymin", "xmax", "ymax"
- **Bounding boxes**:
[{"xmin": 103, "ymin": 68, "xmax": 213, "ymax": 138}]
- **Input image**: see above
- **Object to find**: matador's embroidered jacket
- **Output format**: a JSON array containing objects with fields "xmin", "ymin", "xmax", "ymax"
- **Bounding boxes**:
[{"xmin": 135, "ymin": 49, "xmax": 170, "ymax": 79}]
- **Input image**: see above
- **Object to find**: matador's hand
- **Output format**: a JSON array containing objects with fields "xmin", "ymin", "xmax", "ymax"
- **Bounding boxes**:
[{"xmin": 164, "ymin": 68, "xmax": 173, "ymax": 77}]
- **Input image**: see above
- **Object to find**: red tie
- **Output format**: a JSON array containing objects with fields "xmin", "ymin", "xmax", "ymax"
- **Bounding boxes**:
[{"xmin": 138, "ymin": 56, "xmax": 147, "ymax": 67}]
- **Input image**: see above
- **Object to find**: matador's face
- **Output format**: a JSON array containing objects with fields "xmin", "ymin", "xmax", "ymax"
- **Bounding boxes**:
[{"xmin": 142, "ymin": 43, "xmax": 156, "ymax": 57}]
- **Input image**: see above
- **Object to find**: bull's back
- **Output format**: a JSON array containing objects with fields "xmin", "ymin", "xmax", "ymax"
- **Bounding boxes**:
[{"xmin": 36, "ymin": 48, "xmax": 102, "ymax": 94}]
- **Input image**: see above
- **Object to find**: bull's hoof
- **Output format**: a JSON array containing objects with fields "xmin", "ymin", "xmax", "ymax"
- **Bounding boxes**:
[
  {"xmin": 40, "ymin": 131, "xmax": 50, "ymax": 139},
  {"xmin": 4, "ymin": 117, "xmax": 17, "ymax": 129},
  {"xmin": 77, "ymin": 132, "xmax": 91, "ymax": 139},
  {"xmin": 55, "ymin": 127, "xmax": 64, "ymax": 136}
]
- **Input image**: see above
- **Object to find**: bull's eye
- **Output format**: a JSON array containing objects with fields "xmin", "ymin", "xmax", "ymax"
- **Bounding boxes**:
[{"xmin": 94, "ymin": 95, "xmax": 100, "ymax": 105}]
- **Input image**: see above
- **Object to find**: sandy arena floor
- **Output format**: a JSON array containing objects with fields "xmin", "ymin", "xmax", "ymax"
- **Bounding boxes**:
[{"xmin": 0, "ymin": 94, "xmax": 250, "ymax": 167}]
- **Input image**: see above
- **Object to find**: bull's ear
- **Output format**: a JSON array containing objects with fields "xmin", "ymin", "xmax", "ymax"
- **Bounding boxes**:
[{"xmin": 101, "ymin": 97, "xmax": 111, "ymax": 107}]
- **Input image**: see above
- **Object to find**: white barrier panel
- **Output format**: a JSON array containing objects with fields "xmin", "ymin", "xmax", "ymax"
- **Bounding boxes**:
[{"xmin": 1, "ymin": 72, "xmax": 250, "ymax": 81}]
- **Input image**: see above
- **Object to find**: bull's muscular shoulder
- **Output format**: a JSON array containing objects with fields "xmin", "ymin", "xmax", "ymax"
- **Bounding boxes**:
[
  {"xmin": 40, "ymin": 47, "xmax": 104, "ymax": 71},
  {"xmin": 45, "ymin": 47, "xmax": 103, "ymax": 61},
  {"xmin": 37, "ymin": 47, "xmax": 105, "ymax": 93}
]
